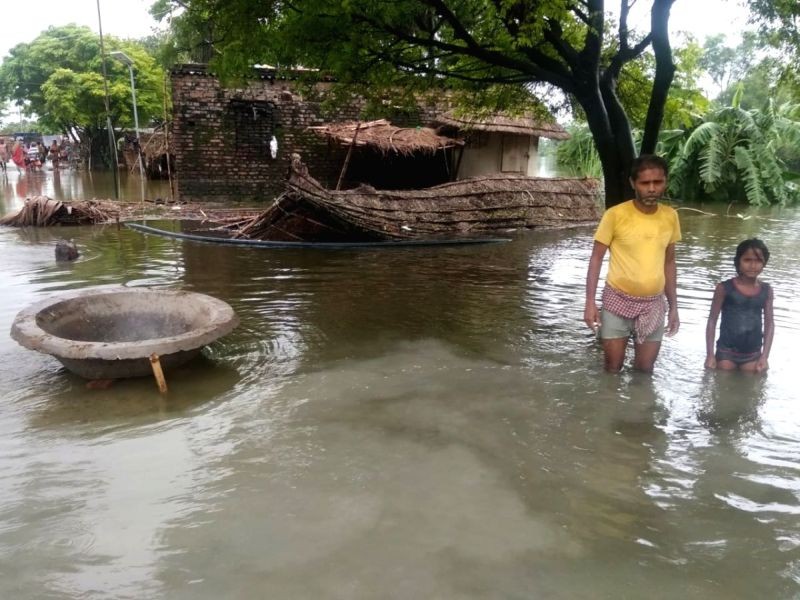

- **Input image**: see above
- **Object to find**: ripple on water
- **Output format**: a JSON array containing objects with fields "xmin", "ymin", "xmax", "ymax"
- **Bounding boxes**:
[{"xmin": 1, "ymin": 208, "xmax": 800, "ymax": 597}]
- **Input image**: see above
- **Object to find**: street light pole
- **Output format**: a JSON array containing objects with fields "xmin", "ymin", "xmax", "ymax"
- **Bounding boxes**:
[
  {"xmin": 110, "ymin": 51, "xmax": 145, "ymax": 203},
  {"xmin": 96, "ymin": 0, "xmax": 120, "ymax": 199}
]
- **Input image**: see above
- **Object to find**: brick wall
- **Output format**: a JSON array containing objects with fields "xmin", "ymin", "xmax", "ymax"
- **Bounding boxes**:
[
  {"xmin": 172, "ymin": 65, "xmax": 358, "ymax": 204},
  {"xmin": 170, "ymin": 64, "xmax": 440, "ymax": 204}
]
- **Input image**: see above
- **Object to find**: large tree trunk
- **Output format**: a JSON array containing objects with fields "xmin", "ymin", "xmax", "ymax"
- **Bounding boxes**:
[
  {"xmin": 568, "ymin": 0, "xmax": 675, "ymax": 210},
  {"xmin": 578, "ymin": 87, "xmax": 637, "ymax": 210}
]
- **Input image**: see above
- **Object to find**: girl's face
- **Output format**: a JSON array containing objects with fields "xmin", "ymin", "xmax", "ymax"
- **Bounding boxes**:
[{"xmin": 737, "ymin": 247, "xmax": 766, "ymax": 278}]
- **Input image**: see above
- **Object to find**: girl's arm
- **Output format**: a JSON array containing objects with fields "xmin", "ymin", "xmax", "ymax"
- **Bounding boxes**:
[
  {"xmin": 705, "ymin": 283, "xmax": 725, "ymax": 368},
  {"xmin": 757, "ymin": 285, "xmax": 775, "ymax": 372}
]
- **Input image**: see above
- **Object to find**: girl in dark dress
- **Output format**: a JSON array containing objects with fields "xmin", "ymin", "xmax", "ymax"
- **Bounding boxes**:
[{"xmin": 705, "ymin": 238, "xmax": 774, "ymax": 373}]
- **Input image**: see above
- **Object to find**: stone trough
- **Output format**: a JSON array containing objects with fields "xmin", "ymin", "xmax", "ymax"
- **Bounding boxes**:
[{"xmin": 10, "ymin": 286, "xmax": 239, "ymax": 380}]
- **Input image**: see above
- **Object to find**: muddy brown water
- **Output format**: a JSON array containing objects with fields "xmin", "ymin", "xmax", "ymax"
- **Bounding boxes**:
[
  {"xmin": 1, "ymin": 167, "xmax": 174, "ymax": 209},
  {"xmin": 2, "ymin": 167, "xmax": 800, "ymax": 598}
]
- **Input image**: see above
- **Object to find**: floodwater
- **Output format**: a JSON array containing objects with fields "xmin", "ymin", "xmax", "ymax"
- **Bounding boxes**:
[
  {"xmin": 1, "ymin": 168, "xmax": 800, "ymax": 598},
  {"xmin": 1, "ymin": 166, "xmax": 173, "ymax": 211}
]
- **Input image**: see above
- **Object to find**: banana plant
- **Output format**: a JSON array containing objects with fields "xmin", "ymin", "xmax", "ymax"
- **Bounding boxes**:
[{"xmin": 669, "ymin": 85, "xmax": 800, "ymax": 206}]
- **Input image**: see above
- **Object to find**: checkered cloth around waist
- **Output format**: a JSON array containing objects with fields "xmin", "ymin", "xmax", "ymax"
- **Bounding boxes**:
[{"xmin": 601, "ymin": 286, "xmax": 667, "ymax": 344}]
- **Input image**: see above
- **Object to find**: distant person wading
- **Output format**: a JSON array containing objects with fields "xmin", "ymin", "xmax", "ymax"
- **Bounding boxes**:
[{"xmin": 0, "ymin": 137, "xmax": 8, "ymax": 176}]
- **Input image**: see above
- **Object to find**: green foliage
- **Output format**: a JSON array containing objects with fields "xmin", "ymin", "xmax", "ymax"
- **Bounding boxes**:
[
  {"xmin": 700, "ymin": 32, "xmax": 800, "ymax": 111},
  {"xmin": 617, "ymin": 39, "xmax": 709, "ymax": 131},
  {"xmin": 556, "ymin": 95, "xmax": 800, "ymax": 207},
  {"xmin": 748, "ymin": 0, "xmax": 800, "ymax": 67},
  {"xmin": 0, "ymin": 118, "xmax": 42, "ymax": 135},
  {"xmin": 652, "ymin": 129, "xmax": 686, "ymax": 166},
  {"xmin": 669, "ymin": 96, "xmax": 800, "ymax": 206},
  {"xmin": 149, "ymin": 0, "xmax": 277, "ymax": 69},
  {"xmin": 0, "ymin": 25, "xmax": 167, "ymax": 140},
  {"xmin": 716, "ymin": 57, "xmax": 798, "ymax": 110},
  {"xmin": 555, "ymin": 125, "xmax": 603, "ymax": 179},
  {"xmin": 662, "ymin": 42, "xmax": 711, "ymax": 130},
  {"xmin": 698, "ymin": 33, "xmax": 761, "ymax": 99},
  {"xmin": 556, "ymin": 125, "xmax": 688, "ymax": 181},
  {"xmin": 438, "ymin": 2, "xmax": 800, "ymax": 205}
]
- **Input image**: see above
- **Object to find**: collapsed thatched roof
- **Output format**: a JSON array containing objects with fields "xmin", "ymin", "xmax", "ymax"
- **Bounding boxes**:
[
  {"xmin": 434, "ymin": 112, "xmax": 570, "ymax": 140},
  {"xmin": 271, "ymin": 155, "xmax": 601, "ymax": 240},
  {"xmin": 309, "ymin": 119, "xmax": 464, "ymax": 156}
]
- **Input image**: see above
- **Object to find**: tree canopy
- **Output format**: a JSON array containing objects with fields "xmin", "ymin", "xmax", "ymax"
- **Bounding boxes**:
[
  {"xmin": 151, "ymin": 0, "xmax": 683, "ymax": 207},
  {"xmin": 0, "ymin": 25, "xmax": 167, "ymax": 140},
  {"xmin": 748, "ymin": 0, "xmax": 800, "ymax": 66}
]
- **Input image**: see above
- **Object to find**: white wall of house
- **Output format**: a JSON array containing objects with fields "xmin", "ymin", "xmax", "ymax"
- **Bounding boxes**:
[{"xmin": 457, "ymin": 132, "xmax": 540, "ymax": 179}]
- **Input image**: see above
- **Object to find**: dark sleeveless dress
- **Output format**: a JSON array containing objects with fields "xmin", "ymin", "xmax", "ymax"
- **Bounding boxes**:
[{"xmin": 715, "ymin": 278, "xmax": 770, "ymax": 364}]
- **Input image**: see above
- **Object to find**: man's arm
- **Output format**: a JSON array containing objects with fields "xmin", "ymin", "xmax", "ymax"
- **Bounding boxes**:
[
  {"xmin": 664, "ymin": 243, "xmax": 679, "ymax": 336},
  {"xmin": 584, "ymin": 241, "xmax": 608, "ymax": 331}
]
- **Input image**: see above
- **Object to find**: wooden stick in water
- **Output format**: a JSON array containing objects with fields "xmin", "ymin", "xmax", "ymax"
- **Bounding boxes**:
[{"xmin": 149, "ymin": 353, "xmax": 168, "ymax": 394}]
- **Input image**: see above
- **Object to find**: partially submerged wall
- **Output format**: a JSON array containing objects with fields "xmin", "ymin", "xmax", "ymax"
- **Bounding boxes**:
[{"xmin": 171, "ymin": 65, "xmax": 356, "ymax": 203}]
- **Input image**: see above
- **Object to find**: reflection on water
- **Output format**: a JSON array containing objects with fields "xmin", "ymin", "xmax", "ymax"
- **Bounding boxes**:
[
  {"xmin": 1, "ymin": 203, "xmax": 799, "ymax": 598},
  {"xmin": 1, "ymin": 166, "xmax": 173, "ymax": 214}
]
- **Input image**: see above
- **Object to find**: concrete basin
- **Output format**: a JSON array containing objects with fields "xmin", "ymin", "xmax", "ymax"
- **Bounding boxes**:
[{"xmin": 10, "ymin": 286, "xmax": 239, "ymax": 379}]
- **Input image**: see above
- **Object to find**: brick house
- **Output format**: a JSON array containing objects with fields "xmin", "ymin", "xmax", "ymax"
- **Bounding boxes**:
[{"xmin": 170, "ymin": 64, "xmax": 570, "ymax": 204}]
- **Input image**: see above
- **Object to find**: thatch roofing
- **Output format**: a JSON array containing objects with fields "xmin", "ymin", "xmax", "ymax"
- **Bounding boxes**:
[
  {"xmin": 309, "ymin": 119, "xmax": 464, "ymax": 156},
  {"xmin": 434, "ymin": 111, "xmax": 570, "ymax": 140},
  {"xmin": 0, "ymin": 196, "xmax": 120, "ymax": 226}
]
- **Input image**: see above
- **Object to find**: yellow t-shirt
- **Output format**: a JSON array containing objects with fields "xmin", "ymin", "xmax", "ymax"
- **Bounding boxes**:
[{"xmin": 594, "ymin": 200, "xmax": 681, "ymax": 297}]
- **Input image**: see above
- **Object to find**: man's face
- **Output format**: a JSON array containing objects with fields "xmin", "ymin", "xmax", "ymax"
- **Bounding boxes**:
[{"xmin": 631, "ymin": 167, "xmax": 667, "ymax": 207}]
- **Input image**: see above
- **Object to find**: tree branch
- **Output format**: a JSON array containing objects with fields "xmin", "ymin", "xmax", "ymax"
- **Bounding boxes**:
[
  {"xmin": 356, "ymin": 11, "xmax": 575, "ymax": 91},
  {"xmin": 577, "ymin": 0, "xmax": 605, "ymax": 74},
  {"xmin": 641, "ymin": 0, "xmax": 676, "ymax": 153}
]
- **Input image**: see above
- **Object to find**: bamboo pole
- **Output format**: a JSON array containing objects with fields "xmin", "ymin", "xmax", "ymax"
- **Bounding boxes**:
[
  {"xmin": 336, "ymin": 121, "xmax": 362, "ymax": 190},
  {"xmin": 163, "ymin": 73, "xmax": 174, "ymax": 202},
  {"xmin": 149, "ymin": 353, "xmax": 168, "ymax": 394}
]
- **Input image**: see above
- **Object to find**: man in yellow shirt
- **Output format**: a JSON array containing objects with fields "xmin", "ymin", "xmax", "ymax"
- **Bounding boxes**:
[{"xmin": 584, "ymin": 154, "xmax": 681, "ymax": 372}]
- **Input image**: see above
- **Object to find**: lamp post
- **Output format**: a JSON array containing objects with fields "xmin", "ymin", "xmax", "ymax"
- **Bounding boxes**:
[
  {"xmin": 96, "ymin": 0, "xmax": 120, "ymax": 198},
  {"xmin": 110, "ymin": 50, "xmax": 145, "ymax": 202}
]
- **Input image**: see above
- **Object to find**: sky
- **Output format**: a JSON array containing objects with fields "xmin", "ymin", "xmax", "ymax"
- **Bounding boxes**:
[
  {"xmin": 0, "ymin": 0, "xmax": 752, "ymax": 61},
  {"xmin": 632, "ymin": 0, "xmax": 751, "ymax": 43},
  {"xmin": 0, "ymin": 0, "xmax": 164, "ymax": 60}
]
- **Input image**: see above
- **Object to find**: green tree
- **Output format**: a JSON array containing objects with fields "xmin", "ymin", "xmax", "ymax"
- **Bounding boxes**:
[
  {"xmin": 694, "ymin": 32, "xmax": 799, "ymax": 110},
  {"xmin": 0, "ymin": 117, "xmax": 42, "ymax": 136},
  {"xmin": 698, "ymin": 33, "xmax": 762, "ymax": 100},
  {"xmin": 149, "ymin": 0, "xmax": 219, "ymax": 65},
  {"xmin": 0, "ymin": 25, "xmax": 167, "ymax": 165},
  {"xmin": 617, "ymin": 38, "xmax": 708, "ymax": 131},
  {"xmin": 716, "ymin": 58, "xmax": 797, "ymax": 110},
  {"xmin": 556, "ymin": 36, "xmax": 707, "ymax": 180},
  {"xmin": 152, "ymin": 0, "xmax": 682, "ymax": 207},
  {"xmin": 556, "ymin": 123, "xmax": 687, "ymax": 180},
  {"xmin": 749, "ymin": 0, "xmax": 800, "ymax": 66}
]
